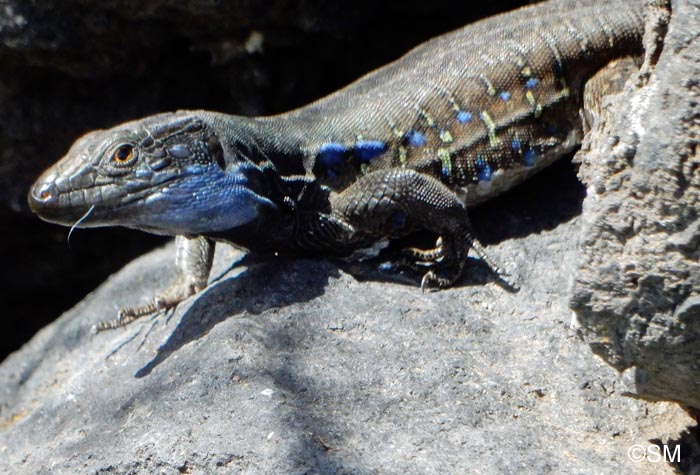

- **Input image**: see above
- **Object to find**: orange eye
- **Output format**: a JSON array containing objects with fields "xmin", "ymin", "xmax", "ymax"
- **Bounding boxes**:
[{"xmin": 113, "ymin": 145, "xmax": 134, "ymax": 164}]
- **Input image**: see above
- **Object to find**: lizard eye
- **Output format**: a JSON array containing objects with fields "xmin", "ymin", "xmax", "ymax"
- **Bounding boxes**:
[{"xmin": 112, "ymin": 144, "xmax": 136, "ymax": 165}]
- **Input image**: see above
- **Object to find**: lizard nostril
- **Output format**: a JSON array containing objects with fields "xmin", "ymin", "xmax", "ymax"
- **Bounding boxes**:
[
  {"xmin": 37, "ymin": 183, "xmax": 56, "ymax": 202},
  {"xmin": 29, "ymin": 179, "xmax": 59, "ymax": 210}
]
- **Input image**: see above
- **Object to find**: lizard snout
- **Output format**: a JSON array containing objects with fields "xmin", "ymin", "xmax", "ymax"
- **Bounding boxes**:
[{"xmin": 28, "ymin": 170, "xmax": 60, "ymax": 215}]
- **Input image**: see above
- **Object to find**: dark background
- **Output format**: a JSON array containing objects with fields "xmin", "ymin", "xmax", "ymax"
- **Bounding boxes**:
[{"xmin": 1, "ymin": 0, "xmax": 536, "ymax": 360}]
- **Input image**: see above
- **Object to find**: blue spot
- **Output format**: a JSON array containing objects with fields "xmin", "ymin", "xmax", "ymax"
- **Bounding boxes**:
[
  {"xmin": 378, "ymin": 261, "xmax": 394, "ymax": 271},
  {"xmin": 511, "ymin": 138, "xmax": 522, "ymax": 152},
  {"xmin": 546, "ymin": 124, "xmax": 558, "ymax": 135},
  {"xmin": 500, "ymin": 91, "xmax": 511, "ymax": 102},
  {"xmin": 525, "ymin": 77, "xmax": 539, "ymax": 89},
  {"xmin": 354, "ymin": 140, "xmax": 387, "ymax": 163},
  {"xmin": 475, "ymin": 156, "xmax": 492, "ymax": 181},
  {"xmin": 405, "ymin": 130, "xmax": 426, "ymax": 147},
  {"xmin": 318, "ymin": 142, "xmax": 346, "ymax": 168},
  {"xmin": 523, "ymin": 148, "xmax": 537, "ymax": 167},
  {"xmin": 319, "ymin": 142, "xmax": 346, "ymax": 156},
  {"xmin": 456, "ymin": 111, "xmax": 473, "ymax": 123},
  {"xmin": 478, "ymin": 166, "xmax": 492, "ymax": 181}
]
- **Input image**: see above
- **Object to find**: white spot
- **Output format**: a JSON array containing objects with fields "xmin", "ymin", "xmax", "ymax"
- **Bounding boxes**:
[
  {"xmin": 344, "ymin": 239, "xmax": 390, "ymax": 261},
  {"xmin": 569, "ymin": 311, "xmax": 582, "ymax": 329},
  {"xmin": 562, "ymin": 128, "xmax": 581, "ymax": 149},
  {"xmin": 245, "ymin": 31, "xmax": 265, "ymax": 54},
  {"xmin": 630, "ymin": 80, "xmax": 655, "ymax": 140}
]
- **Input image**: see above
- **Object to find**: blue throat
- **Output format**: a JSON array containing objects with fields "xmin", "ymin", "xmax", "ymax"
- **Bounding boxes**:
[{"xmin": 136, "ymin": 162, "xmax": 275, "ymax": 235}]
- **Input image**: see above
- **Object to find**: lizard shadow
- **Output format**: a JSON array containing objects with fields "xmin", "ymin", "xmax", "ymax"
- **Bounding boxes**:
[
  {"xmin": 338, "ymin": 254, "xmax": 504, "ymax": 289},
  {"xmin": 134, "ymin": 254, "xmax": 337, "ymax": 378}
]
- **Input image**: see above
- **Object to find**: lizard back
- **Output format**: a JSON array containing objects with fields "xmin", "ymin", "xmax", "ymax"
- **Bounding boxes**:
[{"xmin": 266, "ymin": 0, "xmax": 644, "ymax": 204}]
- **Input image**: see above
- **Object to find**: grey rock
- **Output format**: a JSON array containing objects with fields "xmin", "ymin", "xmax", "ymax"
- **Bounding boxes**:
[
  {"xmin": 571, "ymin": 0, "xmax": 700, "ymax": 410},
  {"xmin": 0, "ymin": 225, "xmax": 694, "ymax": 474}
]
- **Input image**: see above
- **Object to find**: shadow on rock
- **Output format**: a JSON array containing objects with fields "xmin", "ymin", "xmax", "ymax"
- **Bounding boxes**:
[
  {"xmin": 134, "ymin": 255, "xmax": 338, "ymax": 378},
  {"xmin": 653, "ymin": 418, "xmax": 700, "ymax": 474}
]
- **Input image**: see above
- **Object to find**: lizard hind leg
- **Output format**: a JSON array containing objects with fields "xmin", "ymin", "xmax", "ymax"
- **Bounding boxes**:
[{"xmin": 329, "ymin": 167, "xmax": 505, "ymax": 289}]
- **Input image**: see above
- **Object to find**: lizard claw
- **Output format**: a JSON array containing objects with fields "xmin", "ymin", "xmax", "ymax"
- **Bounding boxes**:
[
  {"xmin": 419, "ymin": 258, "xmax": 465, "ymax": 290},
  {"xmin": 93, "ymin": 281, "xmax": 201, "ymax": 332},
  {"xmin": 402, "ymin": 235, "xmax": 467, "ymax": 289},
  {"xmin": 420, "ymin": 271, "xmax": 441, "ymax": 291}
]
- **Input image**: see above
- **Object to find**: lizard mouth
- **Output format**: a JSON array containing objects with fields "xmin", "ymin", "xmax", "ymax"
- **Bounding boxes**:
[
  {"xmin": 28, "ymin": 169, "xmax": 156, "ymax": 227},
  {"xmin": 28, "ymin": 184, "xmax": 103, "ymax": 227}
]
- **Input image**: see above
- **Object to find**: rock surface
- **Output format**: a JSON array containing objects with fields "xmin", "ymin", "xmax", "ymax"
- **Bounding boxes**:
[
  {"xmin": 0, "ymin": 217, "xmax": 695, "ymax": 474},
  {"xmin": 571, "ymin": 0, "xmax": 700, "ymax": 410}
]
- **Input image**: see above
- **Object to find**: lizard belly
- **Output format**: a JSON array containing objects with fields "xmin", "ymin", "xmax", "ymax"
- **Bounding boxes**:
[{"xmin": 459, "ymin": 126, "xmax": 581, "ymax": 207}]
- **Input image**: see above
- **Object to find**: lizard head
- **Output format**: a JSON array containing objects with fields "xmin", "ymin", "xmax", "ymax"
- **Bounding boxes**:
[{"xmin": 28, "ymin": 111, "xmax": 274, "ymax": 235}]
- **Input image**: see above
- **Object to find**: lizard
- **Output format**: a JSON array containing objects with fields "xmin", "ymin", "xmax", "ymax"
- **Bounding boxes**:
[{"xmin": 28, "ymin": 0, "xmax": 645, "ymax": 331}]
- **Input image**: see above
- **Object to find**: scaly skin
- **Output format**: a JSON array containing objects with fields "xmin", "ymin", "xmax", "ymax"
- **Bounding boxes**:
[{"xmin": 28, "ymin": 0, "xmax": 644, "ymax": 330}]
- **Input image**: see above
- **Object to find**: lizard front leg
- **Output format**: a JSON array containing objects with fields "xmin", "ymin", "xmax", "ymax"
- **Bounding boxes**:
[
  {"xmin": 94, "ymin": 235, "xmax": 214, "ymax": 332},
  {"xmin": 328, "ymin": 168, "xmax": 501, "ymax": 288}
]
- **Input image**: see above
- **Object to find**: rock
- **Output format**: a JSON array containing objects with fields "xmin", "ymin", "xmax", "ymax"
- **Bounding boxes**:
[
  {"xmin": 571, "ymin": 0, "xmax": 700, "ymax": 410},
  {"xmin": 0, "ymin": 217, "xmax": 695, "ymax": 474}
]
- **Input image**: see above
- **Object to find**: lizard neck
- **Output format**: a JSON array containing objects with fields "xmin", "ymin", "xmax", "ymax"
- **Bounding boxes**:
[
  {"xmin": 196, "ymin": 110, "xmax": 307, "ymax": 177},
  {"xmin": 193, "ymin": 111, "xmax": 334, "ymax": 252}
]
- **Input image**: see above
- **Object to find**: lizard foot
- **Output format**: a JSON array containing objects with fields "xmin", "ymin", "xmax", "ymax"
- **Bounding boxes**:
[
  {"xmin": 399, "ymin": 236, "xmax": 468, "ymax": 290},
  {"xmin": 92, "ymin": 282, "xmax": 203, "ymax": 333},
  {"xmin": 419, "ymin": 261, "xmax": 466, "ymax": 291},
  {"xmin": 93, "ymin": 235, "xmax": 214, "ymax": 333},
  {"xmin": 401, "ymin": 233, "xmax": 515, "ymax": 291}
]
